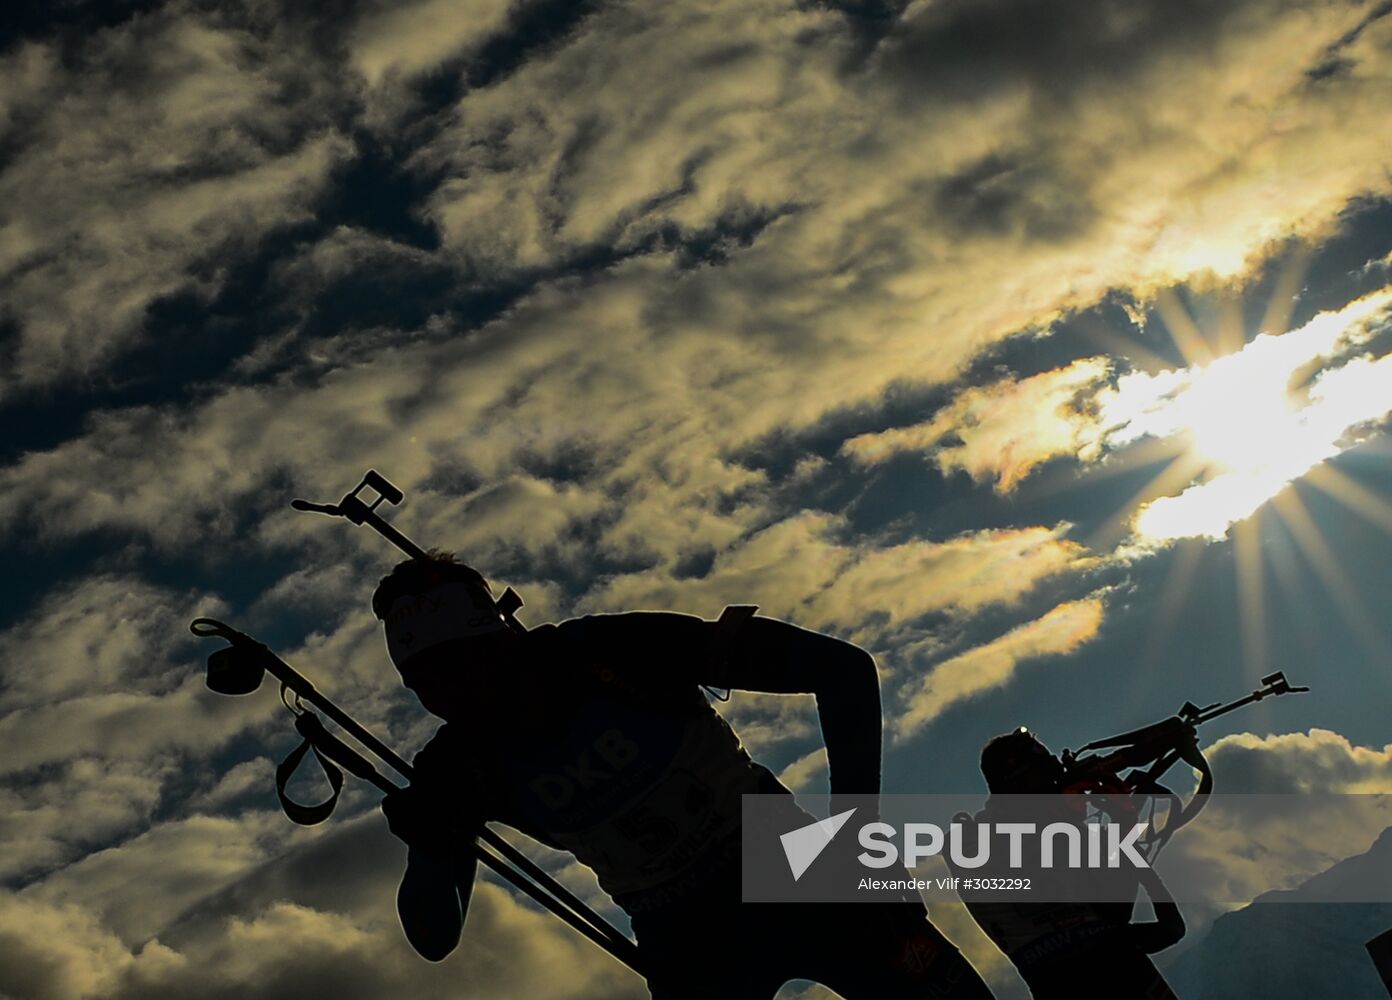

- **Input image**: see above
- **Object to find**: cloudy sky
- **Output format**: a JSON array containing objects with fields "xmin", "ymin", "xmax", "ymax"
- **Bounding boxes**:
[{"xmin": 3, "ymin": 0, "xmax": 1392, "ymax": 996}]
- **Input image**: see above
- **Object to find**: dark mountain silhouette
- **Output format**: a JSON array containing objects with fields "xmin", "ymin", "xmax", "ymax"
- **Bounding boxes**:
[{"xmin": 1165, "ymin": 826, "xmax": 1392, "ymax": 998}]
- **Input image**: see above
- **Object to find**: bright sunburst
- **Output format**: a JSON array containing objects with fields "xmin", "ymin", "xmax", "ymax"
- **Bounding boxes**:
[
  {"xmin": 1083, "ymin": 278, "xmax": 1392, "ymax": 679},
  {"xmin": 1100, "ymin": 287, "xmax": 1392, "ymax": 543}
]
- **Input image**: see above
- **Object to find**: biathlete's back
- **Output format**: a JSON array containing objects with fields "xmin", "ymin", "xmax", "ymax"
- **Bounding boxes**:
[{"xmin": 409, "ymin": 612, "xmax": 792, "ymax": 911}]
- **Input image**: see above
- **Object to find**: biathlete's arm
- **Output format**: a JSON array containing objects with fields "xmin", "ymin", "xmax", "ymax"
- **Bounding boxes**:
[
  {"xmin": 1124, "ymin": 731, "xmax": 1207, "ymax": 954},
  {"xmin": 717, "ymin": 615, "xmax": 883, "ymax": 800},
  {"xmin": 1130, "ymin": 866, "xmax": 1185, "ymax": 953},
  {"xmin": 383, "ymin": 780, "xmax": 482, "ymax": 961}
]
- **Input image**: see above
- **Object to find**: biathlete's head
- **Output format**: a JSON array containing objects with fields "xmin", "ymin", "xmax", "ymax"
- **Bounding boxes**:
[
  {"xmin": 372, "ymin": 551, "xmax": 514, "ymax": 718},
  {"xmin": 980, "ymin": 727, "xmax": 1065, "ymax": 794}
]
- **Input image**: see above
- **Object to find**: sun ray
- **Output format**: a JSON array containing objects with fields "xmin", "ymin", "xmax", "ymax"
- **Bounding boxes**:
[
  {"xmin": 1270, "ymin": 487, "xmax": 1392, "ymax": 665},
  {"xmin": 1303, "ymin": 462, "xmax": 1392, "ymax": 536},
  {"xmin": 1231, "ymin": 516, "xmax": 1270, "ymax": 681},
  {"xmin": 1025, "ymin": 434, "xmax": 1188, "ymax": 502},
  {"xmin": 1072, "ymin": 312, "xmax": 1175, "ymax": 374},
  {"xmin": 1139, "ymin": 536, "xmax": 1206, "ymax": 672},
  {"xmin": 1260, "ymin": 510, "xmax": 1327, "ymax": 662},
  {"xmin": 1154, "ymin": 287, "xmax": 1216, "ymax": 367},
  {"xmin": 1086, "ymin": 449, "xmax": 1208, "ymax": 553},
  {"xmin": 1214, "ymin": 292, "xmax": 1248, "ymax": 359},
  {"xmin": 1258, "ymin": 246, "xmax": 1313, "ymax": 337},
  {"xmin": 1085, "ymin": 435, "xmax": 1190, "ymax": 481}
]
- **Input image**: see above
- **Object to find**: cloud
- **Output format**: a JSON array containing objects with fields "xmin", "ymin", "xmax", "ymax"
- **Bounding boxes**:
[
  {"xmin": 2, "ymin": 811, "xmax": 645, "ymax": 1000},
  {"xmin": 27, "ymin": 811, "xmax": 302, "ymax": 945},
  {"xmin": 585, "ymin": 513, "xmax": 1094, "ymax": 633},
  {"xmin": 0, "ymin": 576, "xmax": 279, "ymax": 879},
  {"xmin": 778, "ymin": 747, "xmax": 829, "ymax": 793},
  {"xmin": 350, "ymin": 0, "xmax": 514, "ymax": 86},
  {"xmin": 0, "ymin": 11, "xmax": 351, "ymax": 393},
  {"xmin": 802, "ymin": 525, "xmax": 1096, "ymax": 635},
  {"xmin": 4, "ymin": 1, "xmax": 1392, "ymax": 995},
  {"xmin": 0, "ymin": 891, "xmax": 151, "ymax": 1000},
  {"xmin": 1206, "ymin": 728, "xmax": 1392, "ymax": 794},
  {"xmin": 3, "ymin": 0, "xmax": 1387, "ymax": 598},
  {"xmin": 716, "ymin": 690, "xmax": 820, "ymax": 758},
  {"xmin": 408, "ymin": 475, "xmax": 612, "ymax": 571},
  {"xmin": 843, "ymin": 283, "xmax": 1392, "ymax": 537},
  {"xmin": 0, "ymin": 885, "xmax": 643, "ymax": 1000},
  {"xmin": 842, "ymin": 358, "xmax": 1111, "ymax": 492},
  {"xmin": 0, "ymin": 0, "xmax": 1387, "ymax": 616},
  {"xmin": 0, "ymin": 271, "xmax": 771, "ymax": 568},
  {"xmin": 892, "ymin": 596, "xmax": 1107, "ymax": 742},
  {"xmin": 191, "ymin": 758, "xmax": 277, "ymax": 814},
  {"xmin": 835, "ymin": 281, "xmax": 1392, "ymax": 542},
  {"xmin": 0, "ymin": 679, "xmax": 275, "ymax": 779},
  {"xmin": 0, "ymin": 576, "xmax": 223, "ymax": 712},
  {"xmin": 1158, "ymin": 756, "xmax": 1392, "ymax": 909},
  {"xmin": 417, "ymin": 0, "xmax": 1392, "ymax": 364},
  {"xmin": 0, "ymin": 757, "xmax": 174, "ymax": 881}
]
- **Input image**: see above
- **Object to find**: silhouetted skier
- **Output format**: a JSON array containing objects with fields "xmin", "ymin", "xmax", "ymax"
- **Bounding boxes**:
[
  {"xmin": 374, "ymin": 552, "xmax": 994, "ymax": 998},
  {"xmin": 955, "ymin": 729, "xmax": 1186, "ymax": 1000}
]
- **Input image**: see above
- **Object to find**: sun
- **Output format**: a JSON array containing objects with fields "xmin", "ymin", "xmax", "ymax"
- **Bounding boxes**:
[
  {"xmin": 1096, "ymin": 287, "xmax": 1392, "ymax": 544},
  {"xmin": 1079, "ymin": 272, "xmax": 1392, "ymax": 681},
  {"xmin": 1177, "ymin": 349, "xmax": 1304, "ymax": 474}
]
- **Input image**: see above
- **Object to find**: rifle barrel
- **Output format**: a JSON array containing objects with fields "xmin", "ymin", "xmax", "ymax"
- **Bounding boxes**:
[
  {"xmin": 1194, "ymin": 679, "xmax": 1309, "ymax": 726},
  {"xmin": 359, "ymin": 508, "xmax": 430, "ymax": 561},
  {"xmin": 1194, "ymin": 691, "xmax": 1261, "ymax": 726}
]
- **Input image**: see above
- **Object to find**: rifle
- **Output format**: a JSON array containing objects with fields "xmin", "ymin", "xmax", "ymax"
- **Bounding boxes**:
[
  {"xmin": 190, "ymin": 471, "xmax": 644, "ymax": 977},
  {"xmin": 1058, "ymin": 671, "xmax": 1310, "ymax": 850},
  {"xmin": 289, "ymin": 470, "xmax": 526, "ymax": 629}
]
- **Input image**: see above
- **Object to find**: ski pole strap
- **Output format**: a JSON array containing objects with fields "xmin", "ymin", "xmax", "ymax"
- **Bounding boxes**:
[
  {"xmin": 275, "ymin": 713, "xmax": 346, "ymax": 826},
  {"xmin": 296, "ymin": 710, "xmax": 396, "ymax": 788}
]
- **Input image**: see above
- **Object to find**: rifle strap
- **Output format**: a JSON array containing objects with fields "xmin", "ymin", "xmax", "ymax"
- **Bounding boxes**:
[
  {"xmin": 275, "ymin": 712, "xmax": 346, "ymax": 826},
  {"xmin": 702, "ymin": 605, "xmax": 758, "ymax": 702},
  {"xmin": 1148, "ymin": 746, "xmax": 1214, "ymax": 851},
  {"xmin": 1173, "ymin": 746, "xmax": 1214, "ymax": 830}
]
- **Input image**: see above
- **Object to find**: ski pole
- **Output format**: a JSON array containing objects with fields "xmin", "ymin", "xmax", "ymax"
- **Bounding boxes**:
[
  {"xmin": 269, "ymin": 471, "xmax": 637, "ymax": 966},
  {"xmin": 191, "ymin": 617, "xmax": 646, "ymax": 975}
]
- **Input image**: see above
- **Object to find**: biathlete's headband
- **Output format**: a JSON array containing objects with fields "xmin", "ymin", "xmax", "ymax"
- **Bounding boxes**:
[{"xmin": 383, "ymin": 581, "xmax": 508, "ymax": 671}]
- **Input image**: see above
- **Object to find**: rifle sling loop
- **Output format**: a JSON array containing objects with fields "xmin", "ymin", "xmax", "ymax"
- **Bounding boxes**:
[{"xmin": 1142, "ymin": 745, "xmax": 1214, "ymax": 853}]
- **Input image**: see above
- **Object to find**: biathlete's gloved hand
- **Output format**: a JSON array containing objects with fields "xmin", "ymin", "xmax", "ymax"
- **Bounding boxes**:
[
  {"xmin": 1174, "ymin": 724, "xmax": 1206, "ymax": 769},
  {"xmin": 381, "ymin": 785, "xmax": 479, "ymax": 864}
]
